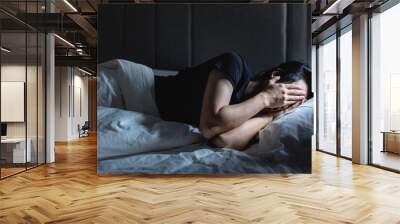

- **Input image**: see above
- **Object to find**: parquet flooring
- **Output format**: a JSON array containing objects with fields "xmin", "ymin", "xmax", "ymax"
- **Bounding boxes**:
[
  {"xmin": 1, "ymin": 135, "xmax": 400, "ymax": 224},
  {"xmin": 1, "ymin": 167, "xmax": 25, "ymax": 178}
]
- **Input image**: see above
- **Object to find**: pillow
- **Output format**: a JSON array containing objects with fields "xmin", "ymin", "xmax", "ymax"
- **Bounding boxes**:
[
  {"xmin": 257, "ymin": 99, "xmax": 314, "ymax": 170},
  {"xmin": 98, "ymin": 106, "xmax": 202, "ymax": 160},
  {"xmin": 97, "ymin": 59, "xmax": 159, "ymax": 117},
  {"xmin": 153, "ymin": 69, "xmax": 178, "ymax": 77}
]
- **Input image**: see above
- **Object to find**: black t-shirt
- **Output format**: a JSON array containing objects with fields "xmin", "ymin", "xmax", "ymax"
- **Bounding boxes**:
[{"xmin": 154, "ymin": 52, "xmax": 253, "ymax": 126}]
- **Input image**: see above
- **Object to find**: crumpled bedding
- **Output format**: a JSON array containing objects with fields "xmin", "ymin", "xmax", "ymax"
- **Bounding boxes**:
[
  {"xmin": 97, "ymin": 106, "xmax": 201, "ymax": 160},
  {"xmin": 97, "ymin": 59, "xmax": 312, "ymax": 174},
  {"xmin": 98, "ymin": 145, "xmax": 304, "ymax": 174},
  {"xmin": 97, "ymin": 106, "xmax": 305, "ymax": 174}
]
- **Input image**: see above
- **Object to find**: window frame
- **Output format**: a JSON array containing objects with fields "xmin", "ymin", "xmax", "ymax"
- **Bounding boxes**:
[
  {"xmin": 0, "ymin": 1, "xmax": 48, "ymax": 180},
  {"xmin": 315, "ymin": 23, "xmax": 353, "ymax": 160},
  {"xmin": 367, "ymin": 0, "xmax": 400, "ymax": 173}
]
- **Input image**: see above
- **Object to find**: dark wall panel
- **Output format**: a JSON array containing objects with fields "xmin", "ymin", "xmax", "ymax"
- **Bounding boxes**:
[
  {"xmin": 98, "ymin": 4, "xmax": 125, "ymax": 64},
  {"xmin": 286, "ymin": 4, "xmax": 311, "ymax": 66},
  {"xmin": 192, "ymin": 4, "xmax": 286, "ymax": 73},
  {"xmin": 156, "ymin": 5, "xmax": 191, "ymax": 70},
  {"xmin": 125, "ymin": 5, "xmax": 156, "ymax": 67},
  {"xmin": 98, "ymin": 4, "xmax": 311, "ymax": 73}
]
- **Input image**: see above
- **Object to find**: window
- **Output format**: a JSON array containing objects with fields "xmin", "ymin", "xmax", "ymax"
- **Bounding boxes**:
[
  {"xmin": 317, "ymin": 26, "xmax": 353, "ymax": 159},
  {"xmin": 370, "ymin": 2, "xmax": 400, "ymax": 171},
  {"xmin": 339, "ymin": 28, "xmax": 352, "ymax": 158},
  {"xmin": 0, "ymin": 1, "xmax": 47, "ymax": 179},
  {"xmin": 317, "ymin": 36, "xmax": 337, "ymax": 154}
]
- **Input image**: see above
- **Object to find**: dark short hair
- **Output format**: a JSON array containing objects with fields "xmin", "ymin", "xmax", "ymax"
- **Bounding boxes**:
[{"xmin": 253, "ymin": 61, "xmax": 313, "ymax": 99}]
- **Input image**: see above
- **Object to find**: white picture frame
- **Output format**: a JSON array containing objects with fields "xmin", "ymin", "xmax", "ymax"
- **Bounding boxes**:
[{"xmin": 1, "ymin": 81, "xmax": 25, "ymax": 122}]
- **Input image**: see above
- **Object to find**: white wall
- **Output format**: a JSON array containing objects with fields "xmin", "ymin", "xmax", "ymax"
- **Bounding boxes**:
[
  {"xmin": 1, "ymin": 65, "xmax": 26, "ymax": 132},
  {"xmin": 55, "ymin": 67, "xmax": 89, "ymax": 141},
  {"xmin": 70, "ymin": 72, "xmax": 89, "ymax": 139},
  {"xmin": 55, "ymin": 67, "xmax": 70, "ymax": 141},
  {"xmin": 1, "ymin": 63, "xmax": 46, "ymax": 164},
  {"xmin": 1, "ymin": 65, "xmax": 28, "ymax": 140},
  {"xmin": 1, "ymin": 65, "xmax": 41, "ymax": 137}
]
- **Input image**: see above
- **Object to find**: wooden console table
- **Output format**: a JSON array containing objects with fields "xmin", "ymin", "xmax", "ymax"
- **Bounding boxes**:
[{"xmin": 382, "ymin": 131, "xmax": 400, "ymax": 154}]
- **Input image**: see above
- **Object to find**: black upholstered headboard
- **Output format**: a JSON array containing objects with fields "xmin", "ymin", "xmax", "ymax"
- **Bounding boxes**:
[{"xmin": 98, "ymin": 3, "xmax": 311, "ymax": 73}]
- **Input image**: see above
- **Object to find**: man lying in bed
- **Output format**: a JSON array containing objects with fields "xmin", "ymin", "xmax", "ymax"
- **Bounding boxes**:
[{"xmin": 154, "ymin": 52, "xmax": 312, "ymax": 150}]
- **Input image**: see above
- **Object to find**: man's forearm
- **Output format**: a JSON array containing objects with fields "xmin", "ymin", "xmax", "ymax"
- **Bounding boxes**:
[
  {"xmin": 212, "ymin": 114, "xmax": 273, "ymax": 150},
  {"xmin": 206, "ymin": 92, "xmax": 268, "ymax": 137}
]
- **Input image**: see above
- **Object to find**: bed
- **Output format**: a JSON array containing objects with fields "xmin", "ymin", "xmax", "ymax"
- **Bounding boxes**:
[{"xmin": 97, "ymin": 59, "xmax": 313, "ymax": 174}]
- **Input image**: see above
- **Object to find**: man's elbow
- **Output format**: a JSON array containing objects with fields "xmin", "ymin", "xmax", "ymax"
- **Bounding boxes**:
[
  {"xmin": 200, "ymin": 126, "xmax": 213, "ymax": 139},
  {"xmin": 211, "ymin": 135, "xmax": 229, "ymax": 148},
  {"xmin": 199, "ymin": 108, "xmax": 233, "ymax": 139},
  {"xmin": 200, "ymin": 115, "xmax": 222, "ymax": 139},
  {"xmin": 212, "ymin": 134, "xmax": 248, "ymax": 150},
  {"xmin": 199, "ymin": 122, "xmax": 230, "ymax": 148}
]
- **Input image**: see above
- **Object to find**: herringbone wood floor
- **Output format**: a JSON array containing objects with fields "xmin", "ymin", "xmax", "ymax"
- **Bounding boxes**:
[{"xmin": 1, "ymin": 135, "xmax": 400, "ymax": 224}]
